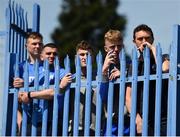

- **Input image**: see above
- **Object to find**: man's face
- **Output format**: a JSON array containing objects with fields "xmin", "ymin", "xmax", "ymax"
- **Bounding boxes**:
[
  {"xmin": 26, "ymin": 38, "xmax": 43, "ymax": 57},
  {"xmin": 77, "ymin": 49, "xmax": 90, "ymax": 67},
  {"xmin": 41, "ymin": 47, "xmax": 58, "ymax": 64},
  {"xmin": 104, "ymin": 40, "xmax": 123, "ymax": 61},
  {"xmin": 133, "ymin": 30, "xmax": 153, "ymax": 49}
]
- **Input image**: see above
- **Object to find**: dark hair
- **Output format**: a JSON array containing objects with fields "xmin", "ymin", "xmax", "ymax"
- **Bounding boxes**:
[
  {"xmin": 76, "ymin": 40, "xmax": 93, "ymax": 53},
  {"xmin": 26, "ymin": 32, "xmax": 43, "ymax": 43},
  {"xmin": 43, "ymin": 43, "xmax": 58, "ymax": 49},
  {"xmin": 133, "ymin": 24, "xmax": 154, "ymax": 42}
]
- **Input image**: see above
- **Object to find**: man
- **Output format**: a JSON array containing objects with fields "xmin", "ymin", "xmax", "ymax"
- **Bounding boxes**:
[
  {"xmin": 126, "ymin": 24, "xmax": 169, "ymax": 135},
  {"xmin": 13, "ymin": 32, "xmax": 43, "ymax": 88},
  {"xmin": 102, "ymin": 29, "xmax": 123, "ymax": 81},
  {"xmin": 100, "ymin": 29, "xmax": 130, "ymax": 136},
  {"xmin": 17, "ymin": 42, "xmax": 72, "ymax": 135},
  {"xmin": 68, "ymin": 40, "xmax": 97, "ymax": 136},
  {"xmin": 12, "ymin": 32, "xmax": 43, "ymax": 135}
]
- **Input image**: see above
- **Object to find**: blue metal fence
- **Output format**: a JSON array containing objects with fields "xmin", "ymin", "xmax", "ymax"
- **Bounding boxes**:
[
  {"xmin": 1, "ymin": 1, "xmax": 180, "ymax": 136},
  {"xmin": 0, "ymin": 1, "xmax": 40, "ymax": 136}
]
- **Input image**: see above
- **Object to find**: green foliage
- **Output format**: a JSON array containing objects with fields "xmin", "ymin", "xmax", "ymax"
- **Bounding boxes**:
[{"xmin": 51, "ymin": 0, "xmax": 127, "ymax": 68}]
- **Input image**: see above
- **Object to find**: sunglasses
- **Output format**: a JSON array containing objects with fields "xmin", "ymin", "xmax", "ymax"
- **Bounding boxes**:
[{"xmin": 46, "ymin": 52, "xmax": 57, "ymax": 56}]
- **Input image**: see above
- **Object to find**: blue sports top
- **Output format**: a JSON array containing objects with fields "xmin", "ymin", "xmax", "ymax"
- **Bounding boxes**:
[
  {"xmin": 19, "ymin": 61, "xmax": 66, "ymax": 86},
  {"xmin": 18, "ymin": 61, "xmax": 66, "ymax": 122}
]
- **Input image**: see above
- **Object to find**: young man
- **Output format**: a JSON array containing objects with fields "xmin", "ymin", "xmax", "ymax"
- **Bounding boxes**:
[
  {"xmin": 13, "ymin": 32, "xmax": 43, "ymax": 88},
  {"xmin": 68, "ymin": 40, "xmax": 96, "ymax": 136},
  {"xmin": 12, "ymin": 32, "xmax": 43, "ymax": 135},
  {"xmin": 17, "ymin": 42, "xmax": 72, "ymax": 135},
  {"xmin": 102, "ymin": 29, "xmax": 123, "ymax": 81},
  {"xmin": 100, "ymin": 29, "xmax": 130, "ymax": 136},
  {"xmin": 126, "ymin": 24, "xmax": 169, "ymax": 135}
]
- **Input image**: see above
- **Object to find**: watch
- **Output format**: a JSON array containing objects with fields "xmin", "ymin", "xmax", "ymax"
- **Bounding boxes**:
[{"xmin": 28, "ymin": 92, "xmax": 32, "ymax": 100}]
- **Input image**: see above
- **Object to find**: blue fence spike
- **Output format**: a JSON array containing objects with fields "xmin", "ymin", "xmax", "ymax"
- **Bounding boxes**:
[
  {"xmin": 12, "ymin": 1, "xmax": 15, "ymax": 24},
  {"xmin": 84, "ymin": 53, "xmax": 92, "ymax": 136},
  {"xmin": 21, "ymin": 60, "xmax": 29, "ymax": 136},
  {"xmin": 120, "ymin": 48, "xmax": 125, "ymax": 61},
  {"xmin": 31, "ymin": 60, "xmax": 39, "ymax": 136},
  {"xmin": 52, "ymin": 57, "xmax": 60, "ymax": 136},
  {"xmin": 106, "ymin": 70, "xmax": 114, "ymax": 136},
  {"xmin": 118, "ymin": 48, "xmax": 126, "ymax": 136},
  {"xmin": 11, "ymin": 54, "xmax": 19, "ymax": 136},
  {"xmin": 154, "ymin": 43, "xmax": 162, "ymax": 136},
  {"xmin": 175, "ymin": 25, "xmax": 180, "ymax": 135},
  {"xmin": 73, "ymin": 54, "xmax": 81, "ymax": 136},
  {"xmin": 130, "ymin": 47, "xmax": 138, "ymax": 136},
  {"xmin": 62, "ymin": 55, "xmax": 71, "ymax": 136},
  {"xmin": 41, "ymin": 59, "xmax": 49, "ymax": 136},
  {"xmin": 95, "ymin": 52, "xmax": 102, "ymax": 136},
  {"xmin": 142, "ymin": 47, "xmax": 150, "ymax": 136},
  {"xmin": 32, "ymin": 3, "xmax": 40, "ymax": 32}
]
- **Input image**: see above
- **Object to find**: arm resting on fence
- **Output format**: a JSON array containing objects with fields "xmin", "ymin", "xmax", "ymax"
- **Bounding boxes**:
[{"xmin": 18, "ymin": 88, "xmax": 54, "ymax": 104}]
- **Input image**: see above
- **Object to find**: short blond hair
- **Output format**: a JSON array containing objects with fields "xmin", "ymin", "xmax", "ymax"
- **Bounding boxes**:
[{"xmin": 104, "ymin": 29, "xmax": 123, "ymax": 43}]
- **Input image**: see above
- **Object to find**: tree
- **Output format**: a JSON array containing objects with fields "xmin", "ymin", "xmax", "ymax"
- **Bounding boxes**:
[{"xmin": 51, "ymin": 0, "xmax": 127, "ymax": 68}]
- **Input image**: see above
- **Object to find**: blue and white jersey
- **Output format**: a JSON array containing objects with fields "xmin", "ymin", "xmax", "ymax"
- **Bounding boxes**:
[
  {"xmin": 39, "ymin": 67, "xmax": 65, "ymax": 85},
  {"xmin": 19, "ymin": 61, "xmax": 65, "ymax": 86},
  {"xmin": 18, "ymin": 60, "xmax": 66, "ymax": 122},
  {"xmin": 19, "ymin": 61, "xmax": 44, "ymax": 86}
]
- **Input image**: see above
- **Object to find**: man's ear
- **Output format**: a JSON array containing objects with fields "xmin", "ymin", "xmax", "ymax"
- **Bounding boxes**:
[
  {"xmin": 133, "ymin": 39, "xmax": 135, "ymax": 44},
  {"xmin": 40, "ymin": 53, "xmax": 43, "ymax": 60},
  {"xmin": 25, "ymin": 43, "xmax": 28, "ymax": 48},
  {"xmin": 104, "ymin": 46, "xmax": 108, "ymax": 52}
]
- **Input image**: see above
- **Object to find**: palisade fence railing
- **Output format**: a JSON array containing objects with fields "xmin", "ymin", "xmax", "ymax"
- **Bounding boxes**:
[
  {"xmin": 0, "ymin": 1, "xmax": 180, "ymax": 137},
  {"xmin": 0, "ymin": 1, "xmax": 40, "ymax": 136}
]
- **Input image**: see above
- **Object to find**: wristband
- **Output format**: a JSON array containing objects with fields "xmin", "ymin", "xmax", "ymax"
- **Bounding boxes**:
[{"xmin": 28, "ymin": 92, "xmax": 32, "ymax": 100}]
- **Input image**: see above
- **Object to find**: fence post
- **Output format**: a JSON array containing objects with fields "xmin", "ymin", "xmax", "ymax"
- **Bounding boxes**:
[
  {"xmin": 73, "ymin": 55, "xmax": 81, "ymax": 136},
  {"xmin": 118, "ymin": 49, "xmax": 126, "ymax": 136},
  {"xmin": 62, "ymin": 56, "xmax": 71, "ymax": 136},
  {"xmin": 32, "ymin": 4, "xmax": 40, "ymax": 32},
  {"xmin": 142, "ymin": 47, "xmax": 150, "ymax": 136},
  {"xmin": 154, "ymin": 44, "xmax": 162, "ymax": 136},
  {"xmin": 0, "ymin": 1, "xmax": 40, "ymax": 135},
  {"xmin": 167, "ymin": 24, "xmax": 180, "ymax": 136},
  {"xmin": 95, "ymin": 52, "xmax": 102, "ymax": 136},
  {"xmin": 175, "ymin": 25, "xmax": 180, "ymax": 136},
  {"xmin": 130, "ymin": 48, "xmax": 138, "ymax": 136},
  {"xmin": 1, "ymin": 2, "xmax": 11, "ymax": 134}
]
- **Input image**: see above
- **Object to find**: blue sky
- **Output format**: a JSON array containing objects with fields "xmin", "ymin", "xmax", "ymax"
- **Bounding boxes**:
[
  {"xmin": 119, "ymin": 0, "xmax": 180, "ymax": 55},
  {"xmin": 0, "ymin": 0, "xmax": 180, "ymax": 55}
]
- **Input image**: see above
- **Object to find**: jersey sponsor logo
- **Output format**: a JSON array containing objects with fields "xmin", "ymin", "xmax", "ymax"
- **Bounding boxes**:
[{"xmin": 29, "ymin": 76, "xmax": 35, "ymax": 83}]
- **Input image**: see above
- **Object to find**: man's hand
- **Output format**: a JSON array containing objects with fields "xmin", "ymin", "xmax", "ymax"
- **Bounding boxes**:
[
  {"xmin": 18, "ymin": 92, "xmax": 30, "ymax": 104},
  {"xmin": 102, "ymin": 50, "xmax": 116, "ymax": 75},
  {"xmin": 136, "ymin": 114, "xmax": 143, "ymax": 134},
  {"xmin": 59, "ymin": 73, "xmax": 72, "ymax": 90},
  {"xmin": 13, "ymin": 78, "xmax": 24, "ymax": 88},
  {"xmin": 109, "ymin": 67, "xmax": 120, "ymax": 80},
  {"xmin": 162, "ymin": 59, "xmax": 169, "ymax": 72},
  {"xmin": 138, "ymin": 42, "xmax": 155, "ymax": 52}
]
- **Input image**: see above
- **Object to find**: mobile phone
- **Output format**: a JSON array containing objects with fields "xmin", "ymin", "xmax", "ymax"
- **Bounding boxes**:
[{"xmin": 109, "ymin": 64, "xmax": 115, "ymax": 76}]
